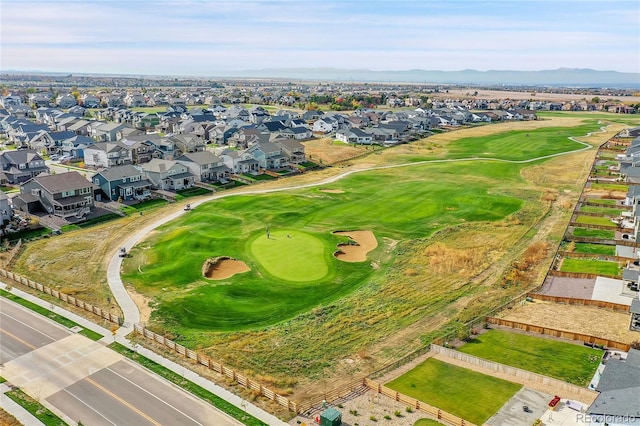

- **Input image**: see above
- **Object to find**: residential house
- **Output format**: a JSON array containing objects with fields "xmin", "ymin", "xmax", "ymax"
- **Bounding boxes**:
[
  {"xmin": 60, "ymin": 135, "xmax": 93, "ymax": 159},
  {"xmin": 336, "ymin": 128, "xmax": 374, "ymax": 145},
  {"xmin": 80, "ymin": 94, "xmax": 100, "ymax": 108},
  {"xmin": 171, "ymin": 134, "xmax": 206, "ymax": 155},
  {"xmin": 220, "ymin": 150, "xmax": 259, "ymax": 175},
  {"xmin": 246, "ymin": 142, "xmax": 289, "ymax": 170},
  {"xmin": 274, "ymin": 139, "xmax": 306, "ymax": 165},
  {"xmin": 14, "ymin": 171, "xmax": 94, "ymax": 218},
  {"xmin": 120, "ymin": 136, "xmax": 157, "ymax": 164},
  {"xmin": 92, "ymin": 164, "xmax": 152, "ymax": 202},
  {"xmin": 176, "ymin": 151, "xmax": 230, "ymax": 183},
  {"xmin": 586, "ymin": 348, "xmax": 640, "ymax": 424},
  {"xmin": 56, "ymin": 94, "xmax": 77, "ymax": 109},
  {"xmin": 83, "ymin": 141, "xmax": 132, "ymax": 169},
  {"xmin": 312, "ymin": 116, "xmax": 338, "ymax": 133},
  {"xmin": 0, "ymin": 150, "xmax": 49, "ymax": 184},
  {"xmin": 140, "ymin": 159, "xmax": 195, "ymax": 191},
  {"xmin": 0, "ymin": 190, "xmax": 12, "ymax": 224},
  {"xmin": 90, "ymin": 122, "xmax": 127, "ymax": 142},
  {"xmin": 67, "ymin": 119, "xmax": 92, "ymax": 136},
  {"xmin": 279, "ymin": 126, "xmax": 312, "ymax": 140}
]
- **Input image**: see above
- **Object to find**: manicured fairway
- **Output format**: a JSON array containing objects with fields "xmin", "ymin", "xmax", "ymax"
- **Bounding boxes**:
[
  {"xmin": 415, "ymin": 123, "xmax": 601, "ymax": 162},
  {"xmin": 386, "ymin": 358, "xmax": 521, "ymax": 425},
  {"xmin": 249, "ymin": 229, "xmax": 329, "ymax": 281},
  {"xmin": 458, "ymin": 330, "xmax": 602, "ymax": 386}
]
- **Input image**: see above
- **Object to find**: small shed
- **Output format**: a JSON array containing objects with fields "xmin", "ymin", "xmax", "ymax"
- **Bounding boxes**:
[{"xmin": 320, "ymin": 407, "xmax": 342, "ymax": 426}]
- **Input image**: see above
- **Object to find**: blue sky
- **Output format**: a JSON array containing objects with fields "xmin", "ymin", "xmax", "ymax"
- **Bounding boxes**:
[{"xmin": 2, "ymin": 0, "xmax": 639, "ymax": 76}]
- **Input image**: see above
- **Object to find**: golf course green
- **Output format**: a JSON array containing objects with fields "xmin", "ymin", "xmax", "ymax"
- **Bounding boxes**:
[{"xmin": 249, "ymin": 229, "xmax": 329, "ymax": 281}]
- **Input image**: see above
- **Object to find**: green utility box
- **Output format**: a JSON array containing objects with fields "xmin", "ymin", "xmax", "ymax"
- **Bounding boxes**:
[{"xmin": 320, "ymin": 407, "xmax": 342, "ymax": 426}]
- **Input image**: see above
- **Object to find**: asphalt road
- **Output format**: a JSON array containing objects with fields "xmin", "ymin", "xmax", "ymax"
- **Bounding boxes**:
[
  {"xmin": 0, "ymin": 298, "xmax": 71, "ymax": 363},
  {"xmin": 0, "ymin": 298, "xmax": 242, "ymax": 426}
]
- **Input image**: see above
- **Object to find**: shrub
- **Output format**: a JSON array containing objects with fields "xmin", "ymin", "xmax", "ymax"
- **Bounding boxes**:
[
  {"xmin": 394, "ymin": 410, "xmax": 402, "ymax": 417},
  {"xmin": 405, "ymin": 407, "xmax": 413, "ymax": 413},
  {"xmin": 369, "ymin": 415, "xmax": 377, "ymax": 422}
]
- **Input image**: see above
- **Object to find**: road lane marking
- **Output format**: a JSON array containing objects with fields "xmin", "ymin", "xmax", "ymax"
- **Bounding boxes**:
[
  {"xmin": 85, "ymin": 377, "xmax": 161, "ymax": 426},
  {"xmin": 0, "ymin": 309, "xmax": 61, "ymax": 342},
  {"xmin": 60, "ymin": 388, "xmax": 119, "ymax": 426},
  {"xmin": 0, "ymin": 327, "xmax": 37, "ymax": 350},
  {"xmin": 106, "ymin": 367, "xmax": 204, "ymax": 425}
]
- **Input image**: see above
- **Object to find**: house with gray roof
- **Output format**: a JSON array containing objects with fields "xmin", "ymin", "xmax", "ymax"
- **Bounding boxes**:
[
  {"xmin": 176, "ymin": 151, "xmax": 230, "ymax": 183},
  {"xmin": 84, "ymin": 142, "xmax": 132, "ymax": 169},
  {"xmin": 92, "ymin": 164, "xmax": 152, "ymax": 202},
  {"xmin": 140, "ymin": 159, "xmax": 195, "ymax": 191},
  {"xmin": 0, "ymin": 149, "xmax": 49, "ymax": 184},
  {"xmin": 587, "ymin": 348, "xmax": 640, "ymax": 423},
  {"xmin": 14, "ymin": 171, "xmax": 94, "ymax": 218}
]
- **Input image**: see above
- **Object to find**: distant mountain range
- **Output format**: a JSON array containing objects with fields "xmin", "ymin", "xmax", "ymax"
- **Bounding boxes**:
[
  {"xmin": 4, "ymin": 67, "xmax": 639, "ymax": 88},
  {"xmin": 222, "ymin": 67, "xmax": 640, "ymax": 88}
]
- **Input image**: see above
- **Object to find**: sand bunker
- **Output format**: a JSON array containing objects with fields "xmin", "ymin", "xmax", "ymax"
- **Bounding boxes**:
[
  {"xmin": 319, "ymin": 188, "xmax": 345, "ymax": 194},
  {"xmin": 203, "ymin": 256, "xmax": 250, "ymax": 280},
  {"xmin": 333, "ymin": 230, "xmax": 378, "ymax": 262}
]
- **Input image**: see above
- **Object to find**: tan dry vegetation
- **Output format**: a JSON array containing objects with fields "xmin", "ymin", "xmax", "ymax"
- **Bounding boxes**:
[
  {"xmin": 0, "ymin": 408, "xmax": 21, "ymax": 426},
  {"xmin": 498, "ymin": 300, "xmax": 638, "ymax": 344},
  {"xmin": 303, "ymin": 137, "xmax": 368, "ymax": 164},
  {"xmin": 10, "ymin": 202, "xmax": 190, "ymax": 307}
]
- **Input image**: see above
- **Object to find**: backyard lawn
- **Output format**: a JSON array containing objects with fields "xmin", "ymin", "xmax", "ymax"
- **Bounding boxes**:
[
  {"xmin": 458, "ymin": 329, "xmax": 602, "ymax": 386},
  {"xmin": 579, "ymin": 205, "xmax": 623, "ymax": 216},
  {"xmin": 574, "ymin": 215, "xmax": 617, "ymax": 227},
  {"xmin": 560, "ymin": 258, "xmax": 621, "ymax": 277},
  {"xmin": 571, "ymin": 227, "xmax": 615, "ymax": 239},
  {"xmin": 571, "ymin": 242, "xmax": 616, "ymax": 255},
  {"xmin": 386, "ymin": 358, "xmax": 521, "ymax": 425}
]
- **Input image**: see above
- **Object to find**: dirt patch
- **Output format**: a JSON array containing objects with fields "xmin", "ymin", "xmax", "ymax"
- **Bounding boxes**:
[
  {"xmin": 498, "ymin": 300, "xmax": 638, "ymax": 344},
  {"xmin": 319, "ymin": 188, "xmax": 345, "ymax": 194},
  {"xmin": 128, "ymin": 287, "xmax": 154, "ymax": 324},
  {"xmin": 333, "ymin": 230, "xmax": 378, "ymax": 262},
  {"xmin": 202, "ymin": 256, "xmax": 250, "ymax": 280}
]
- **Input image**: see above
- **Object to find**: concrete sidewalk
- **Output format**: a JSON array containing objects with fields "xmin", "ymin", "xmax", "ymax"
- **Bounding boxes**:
[
  {"xmin": 0, "ymin": 282, "xmax": 287, "ymax": 426},
  {"xmin": 0, "ymin": 383, "xmax": 45, "ymax": 426}
]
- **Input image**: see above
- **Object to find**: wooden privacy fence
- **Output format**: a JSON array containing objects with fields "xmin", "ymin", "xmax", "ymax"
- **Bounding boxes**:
[
  {"xmin": 0, "ymin": 268, "xmax": 121, "ymax": 325},
  {"xmin": 556, "ymin": 251, "xmax": 628, "ymax": 261},
  {"xmin": 548, "ymin": 270, "xmax": 604, "ymax": 279},
  {"xmin": 563, "ymin": 236, "xmax": 618, "ymax": 245},
  {"xmin": 486, "ymin": 317, "xmax": 631, "ymax": 351},
  {"xmin": 364, "ymin": 378, "xmax": 475, "ymax": 426},
  {"xmin": 133, "ymin": 324, "xmax": 298, "ymax": 413},
  {"xmin": 527, "ymin": 293, "xmax": 631, "ymax": 312},
  {"xmin": 569, "ymin": 221, "xmax": 626, "ymax": 231},
  {"xmin": 430, "ymin": 345, "xmax": 599, "ymax": 405},
  {"xmin": 296, "ymin": 378, "xmax": 368, "ymax": 415}
]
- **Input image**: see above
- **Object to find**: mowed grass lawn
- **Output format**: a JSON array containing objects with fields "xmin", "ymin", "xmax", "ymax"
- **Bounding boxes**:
[
  {"xmin": 571, "ymin": 227, "xmax": 615, "ymax": 239},
  {"xmin": 571, "ymin": 243, "xmax": 616, "ymax": 255},
  {"xmin": 560, "ymin": 258, "xmax": 621, "ymax": 276},
  {"xmin": 579, "ymin": 205, "xmax": 623, "ymax": 216},
  {"xmin": 574, "ymin": 215, "xmax": 617, "ymax": 227},
  {"xmin": 386, "ymin": 358, "xmax": 521, "ymax": 425},
  {"xmin": 122, "ymin": 161, "xmax": 524, "ymax": 331},
  {"xmin": 458, "ymin": 330, "xmax": 602, "ymax": 386}
]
